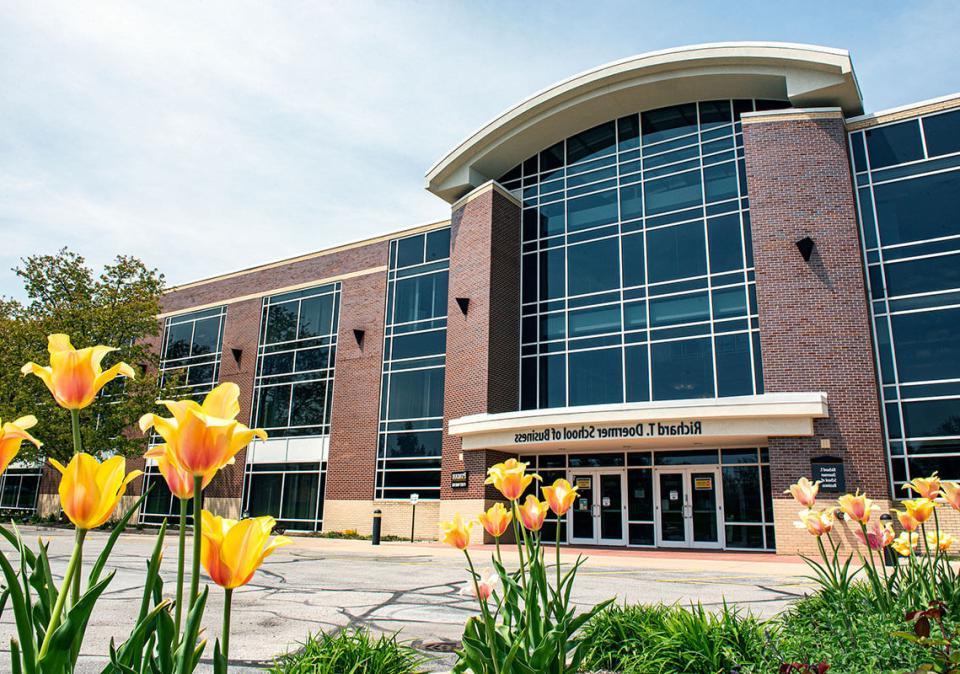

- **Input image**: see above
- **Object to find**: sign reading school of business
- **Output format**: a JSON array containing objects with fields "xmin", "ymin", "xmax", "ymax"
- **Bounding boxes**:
[{"xmin": 513, "ymin": 421, "xmax": 703, "ymax": 444}]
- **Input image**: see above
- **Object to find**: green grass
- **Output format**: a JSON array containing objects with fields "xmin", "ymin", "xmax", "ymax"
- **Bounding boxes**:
[{"xmin": 271, "ymin": 629, "xmax": 429, "ymax": 674}]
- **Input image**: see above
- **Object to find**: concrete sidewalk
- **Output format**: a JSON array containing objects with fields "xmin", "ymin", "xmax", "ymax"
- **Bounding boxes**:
[{"xmin": 0, "ymin": 526, "xmax": 815, "ymax": 672}]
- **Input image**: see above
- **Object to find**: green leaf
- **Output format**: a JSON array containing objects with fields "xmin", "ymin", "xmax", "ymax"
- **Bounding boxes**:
[
  {"xmin": 0, "ymin": 543, "xmax": 37, "ymax": 674},
  {"xmin": 89, "ymin": 491, "xmax": 149, "ymax": 586},
  {"xmin": 11, "ymin": 638, "xmax": 23, "ymax": 674},
  {"xmin": 174, "ymin": 586, "xmax": 208, "ymax": 674},
  {"xmin": 101, "ymin": 600, "xmax": 171, "ymax": 674},
  {"xmin": 37, "ymin": 571, "xmax": 116, "ymax": 672}
]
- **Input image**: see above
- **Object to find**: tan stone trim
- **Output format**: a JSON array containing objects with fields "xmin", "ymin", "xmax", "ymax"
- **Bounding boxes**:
[
  {"xmin": 846, "ymin": 93, "xmax": 960, "ymax": 130},
  {"xmin": 157, "ymin": 265, "xmax": 387, "ymax": 319},
  {"xmin": 741, "ymin": 107, "xmax": 843, "ymax": 124},
  {"xmin": 450, "ymin": 180, "xmax": 521, "ymax": 213},
  {"xmin": 165, "ymin": 218, "xmax": 451, "ymax": 294}
]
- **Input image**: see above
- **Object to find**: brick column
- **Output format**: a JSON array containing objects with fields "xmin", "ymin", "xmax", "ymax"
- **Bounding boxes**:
[
  {"xmin": 439, "ymin": 182, "xmax": 521, "ymax": 528},
  {"xmin": 742, "ymin": 109, "xmax": 889, "ymax": 553},
  {"xmin": 324, "ymin": 268, "xmax": 388, "ymax": 530}
]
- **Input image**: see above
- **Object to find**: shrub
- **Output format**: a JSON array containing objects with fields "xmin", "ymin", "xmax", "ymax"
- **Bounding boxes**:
[{"xmin": 271, "ymin": 629, "xmax": 428, "ymax": 674}]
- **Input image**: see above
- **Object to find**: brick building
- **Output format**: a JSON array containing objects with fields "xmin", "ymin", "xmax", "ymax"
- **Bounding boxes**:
[{"xmin": 25, "ymin": 42, "xmax": 960, "ymax": 554}]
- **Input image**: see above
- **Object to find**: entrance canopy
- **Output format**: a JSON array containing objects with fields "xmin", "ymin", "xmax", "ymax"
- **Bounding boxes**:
[{"xmin": 449, "ymin": 392, "xmax": 828, "ymax": 452}]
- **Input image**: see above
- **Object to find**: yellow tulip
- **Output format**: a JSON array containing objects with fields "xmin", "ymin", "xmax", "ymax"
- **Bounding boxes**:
[
  {"xmin": 794, "ymin": 508, "xmax": 835, "ymax": 537},
  {"xmin": 517, "ymin": 495, "xmax": 550, "ymax": 532},
  {"xmin": 904, "ymin": 473, "xmax": 941, "ymax": 500},
  {"xmin": 892, "ymin": 508, "xmax": 920, "ymax": 533},
  {"xmin": 199, "ymin": 510, "xmax": 291, "ymax": 589},
  {"xmin": 139, "ymin": 383, "xmax": 266, "ymax": 480},
  {"xmin": 926, "ymin": 529, "xmax": 957, "ymax": 553},
  {"xmin": 144, "ymin": 444, "xmax": 213, "ymax": 500},
  {"xmin": 892, "ymin": 531, "xmax": 919, "ymax": 557},
  {"xmin": 903, "ymin": 497, "xmax": 936, "ymax": 524},
  {"xmin": 0, "ymin": 415, "xmax": 42, "ymax": 476},
  {"xmin": 21, "ymin": 334, "xmax": 135, "ymax": 410},
  {"xmin": 941, "ymin": 481, "xmax": 960, "ymax": 511},
  {"xmin": 49, "ymin": 453, "xmax": 142, "ymax": 530},
  {"xmin": 440, "ymin": 513, "xmax": 473, "ymax": 550},
  {"xmin": 484, "ymin": 458, "xmax": 540, "ymax": 501},
  {"xmin": 838, "ymin": 491, "xmax": 875, "ymax": 524},
  {"xmin": 477, "ymin": 503, "xmax": 512, "ymax": 538},
  {"xmin": 542, "ymin": 478, "xmax": 579, "ymax": 517},
  {"xmin": 785, "ymin": 477, "xmax": 820, "ymax": 508}
]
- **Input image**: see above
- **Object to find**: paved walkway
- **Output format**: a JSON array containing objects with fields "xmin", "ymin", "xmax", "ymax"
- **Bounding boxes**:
[{"xmin": 0, "ymin": 526, "xmax": 815, "ymax": 672}]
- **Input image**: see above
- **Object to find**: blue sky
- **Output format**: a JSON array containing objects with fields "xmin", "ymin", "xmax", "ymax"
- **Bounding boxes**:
[{"xmin": 2, "ymin": 1, "xmax": 958, "ymax": 299}]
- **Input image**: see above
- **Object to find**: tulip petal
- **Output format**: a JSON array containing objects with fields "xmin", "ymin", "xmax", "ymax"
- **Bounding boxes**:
[
  {"xmin": 201, "ymin": 383, "xmax": 241, "ymax": 420},
  {"xmin": 92, "ymin": 361, "xmax": 135, "ymax": 396},
  {"xmin": 20, "ymin": 362, "xmax": 56, "ymax": 397},
  {"xmin": 48, "ymin": 334, "xmax": 74, "ymax": 353}
]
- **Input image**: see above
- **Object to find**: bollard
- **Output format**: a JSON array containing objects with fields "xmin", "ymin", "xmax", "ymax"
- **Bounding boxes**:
[
  {"xmin": 372, "ymin": 509, "xmax": 382, "ymax": 546},
  {"xmin": 880, "ymin": 513, "xmax": 896, "ymax": 566}
]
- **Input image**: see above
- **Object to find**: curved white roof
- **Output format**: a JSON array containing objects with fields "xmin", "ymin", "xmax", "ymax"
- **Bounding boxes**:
[{"xmin": 426, "ymin": 42, "xmax": 862, "ymax": 203}]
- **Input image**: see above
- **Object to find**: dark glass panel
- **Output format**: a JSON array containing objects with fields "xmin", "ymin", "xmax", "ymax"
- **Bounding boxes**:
[
  {"xmin": 725, "ymin": 525, "xmax": 764, "ymax": 549},
  {"xmin": 567, "ymin": 121, "xmax": 615, "ymax": 164},
  {"xmin": 909, "ymin": 454, "xmax": 960, "ymax": 482},
  {"xmin": 618, "ymin": 114, "xmax": 640, "ymax": 151},
  {"xmin": 715, "ymin": 333, "xmax": 753, "ymax": 397},
  {"xmin": 187, "ymin": 364, "xmax": 214, "ymax": 386},
  {"xmin": 569, "ymin": 453, "xmax": 625, "ymax": 467},
  {"xmin": 651, "ymin": 337, "xmax": 714, "ymax": 400},
  {"xmin": 522, "ymin": 253, "xmax": 538, "ymax": 303},
  {"xmin": 647, "ymin": 221, "xmax": 707, "ymax": 282},
  {"xmin": 522, "ymin": 209, "xmax": 537, "ymax": 241},
  {"xmin": 924, "ymin": 110, "xmax": 960, "ymax": 158},
  {"xmin": 539, "ymin": 248, "xmax": 565, "ymax": 301},
  {"xmin": 866, "ymin": 120, "xmax": 924, "ymax": 169},
  {"xmin": 902, "ymin": 399, "xmax": 960, "ymax": 438},
  {"xmin": 567, "ymin": 190, "xmax": 618, "ymax": 231},
  {"xmin": 732, "ymin": 100, "xmax": 754, "ymax": 120},
  {"xmin": 722, "ymin": 448, "xmax": 758, "ymax": 464},
  {"xmin": 539, "ymin": 354, "xmax": 566, "ymax": 408},
  {"xmin": 165, "ymin": 322, "xmax": 193, "ymax": 359},
  {"xmin": 539, "ymin": 201, "xmax": 565, "ymax": 236},
  {"xmin": 393, "ymin": 273, "xmax": 448, "ymax": 323},
  {"xmin": 642, "ymin": 103, "xmax": 698, "ymax": 144},
  {"xmin": 16, "ymin": 476, "xmax": 39, "ymax": 509},
  {"xmin": 247, "ymin": 473, "xmax": 283, "ymax": 518},
  {"xmin": 851, "ymin": 132, "xmax": 868, "ymax": 172},
  {"xmin": 142, "ymin": 473, "xmax": 174, "ymax": 516},
  {"xmin": 568, "ymin": 305, "xmax": 621, "ymax": 338},
  {"xmin": 523, "ymin": 155, "xmax": 538, "ymax": 176},
  {"xmin": 425, "ymin": 228, "xmax": 451, "ymax": 261},
  {"xmin": 383, "ymin": 431, "xmax": 442, "ymax": 458},
  {"xmin": 654, "ymin": 449, "xmax": 719, "ymax": 465},
  {"xmin": 500, "ymin": 165, "xmax": 522, "ymax": 183},
  {"xmin": 298, "ymin": 295, "xmax": 334, "ymax": 339},
  {"xmin": 722, "ymin": 466, "xmax": 762, "ymax": 522},
  {"xmin": 622, "ymin": 233, "xmax": 645, "ymax": 287},
  {"xmin": 387, "ymin": 368, "xmax": 445, "ymax": 419},
  {"xmin": 707, "ymin": 214, "xmax": 743, "ymax": 272},
  {"xmin": 282, "ymin": 473, "xmax": 319, "ymax": 520},
  {"xmin": 568, "ymin": 348, "xmax": 623, "ymax": 406},
  {"xmin": 627, "ymin": 469, "xmax": 653, "ymax": 520},
  {"xmin": 629, "ymin": 523, "xmax": 655, "ymax": 546},
  {"xmin": 290, "ymin": 380, "xmax": 327, "ymax": 427},
  {"xmin": 891, "ymin": 308, "xmax": 960, "ymax": 382},
  {"xmin": 703, "ymin": 162, "xmax": 739, "ymax": 203},
  {"xmin": 752, "ymin": 334, "xmax": 764, "ymax": 393},
  {"xmin": 712, "ymin": 286, "xmax": 747, "ymax": 319},
  {"xmin": 623, "ymin": 301, "xmax": 647, "ymax": 329},
  {"xmin": 644, "ymin": 170, "xmax": 703, "ymax": 216},
  {"xmin": 192, "ymin": 316, "xmax": 222, "ymax": 354},
  {"xmin": 266, "ymin": 303, "xmax": 298, "ymax": 344},
  {"xmin": 567, "ymin": 238, "xmax": 620, "ymax": 295},
  {"xmin": 875, "ymin": 171, "xmax": 960, "ymax": 245},
  {"xmin": 625, "ymin": 345, "xmax": 649, "ymax": 402},
  {"xmin": 391, "ymin": 331, "xmax": 446, "ymax": 360},
  {"xmin": 628, "ymin": 452, "xmax": 652, "ymax": 466},
  {"xmin": 753, "ymin": 100, "xmax": 790, "ymax": 112},
  {"xmin": 620, "ymin": 184, "xmax": 643, "ymax": 220},
  {"xmin": 295, "ymin": 347, "xmax": 329, "ymax": 373},
  {"xmin": 540, "ymin": 313, "xmax": 565, "ymax": 341},
  {"xmin": 520, "ymin": 358, "xmax": 537, "ymax": 410},
  {"xmin": 258, "ymin": 385, "xmax": 291, "ymax": 428},
  {"xmin": 699, "ymin": 100, "xmax": 732, "ymax": 127},
  {"xmin": 395, "ymin": 235, "xmax": 425, "ymax": 268},
  {"xmin": 650, "ymin": 292, "xmax": 709, "ymax": 327},
  {"xmin": 884, "ymin": 253, "xmax": 960, "ymax": 297},
  {"xmin": 540, "ymin": 141, "xmax": 565, "ymax": 173}
]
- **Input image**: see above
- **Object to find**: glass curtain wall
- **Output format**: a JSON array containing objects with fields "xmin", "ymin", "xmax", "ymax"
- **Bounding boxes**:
[
  {"xmin": 242, "ymin": 283, "xmax": 341, "ymax": 531},
  {"xmin": 142, "ymin": 306, "xmax": 227, "ymax": 524},
  {"xmin": 0, "ymin": 466, "xmax": 42, "ymax": 513},
  {"xmin": 376, "ymin": 228, "xmax": 451, "ymax": 500},
  {"xmin": 851, "ymin": 107, "xmax": 960, "ymax": 488},
  {"xmin": 499, "ymin": 100, "xmax": 789, "ymax": 409}
]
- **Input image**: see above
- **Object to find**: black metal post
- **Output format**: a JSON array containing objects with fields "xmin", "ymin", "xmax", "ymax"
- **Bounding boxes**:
[
  {"xmin": 880, "ymin": 513, "xmax": 896, "ymax": 566},
  {"xmin": 371, "ymin": 509, "xmax": 382, "ymax": 546},
  {"xmin": 410, "ymin": 502, "xmax": 417, "ymax": 543}
]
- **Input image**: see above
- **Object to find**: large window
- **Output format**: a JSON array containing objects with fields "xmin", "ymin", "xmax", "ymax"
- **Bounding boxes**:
[
  {"xmin": 243, "ymin": 462, "xmax": 326, "ymax": 531},
  {"xmin": 503, "ymin": 99, "xmax": 773, "ymax": 410},
  {"xmin": 0, "ymin": 466, "xmax": 41, "ymax": 513},
  {"xmin": 158, "ymin": 306, "xmax": 226, "ymax": 395},
  {"xmin": 851, "ymin": 106, "xmax": 960, "ymax": 488},
  {"xmin": 377, "ymin": 228, "xmax": 450, "ymax": 500}
]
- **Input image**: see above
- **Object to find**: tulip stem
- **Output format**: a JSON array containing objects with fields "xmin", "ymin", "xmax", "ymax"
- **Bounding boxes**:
[
  {"xmin": 39, "ymin": 527, "xmax": 86, "ymax": 662},
  {"xmin": 190, "ymin": 475, "xmax": 202, "ymax": 611},
  {"xmin": 464, "ymin": 550, "xmax": 500, "ymax": 674},
  {"xmin": 555, "ymin": 517, "xmax": 561, "ymax": 592},
  {"xmin": 222, "ymin": 588, "xmax": 232, "ymax": 663},
  {"xmin": 175, "ymin": 497, "xmax": 188, "ymax": 639},
  {"xmin": 70, "ymin": 409, "xmax": 82, "ymax": 453}
]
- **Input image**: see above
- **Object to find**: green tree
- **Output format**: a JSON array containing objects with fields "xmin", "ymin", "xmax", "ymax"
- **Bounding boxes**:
[{"xmin": 0, "ymin": 248, "xmax": 166, "ymax": 464}]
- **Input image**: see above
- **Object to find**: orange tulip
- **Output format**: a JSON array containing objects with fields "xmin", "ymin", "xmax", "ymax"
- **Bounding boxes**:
[
  {"xmin": 0, "ymin": 415, "xmax": 42, "ymax": 476},
  {"xmin": 199, "ymin": 510, "xmax": 291, "ymax": 589},
  {"xmin": 795, "ymin": 508, "xmax": 835, "ymax": 537},
  {"xmin": 440, "ymin": 513, "xmax": 473, "ymax": 550},
  {"xmin": 785, "ymin": 478, "xmax": 820, "ymax": 508},
  {"xmin": 139, "ymin": 383, "xmax": 266, "ymax": 480},
  {"xmin": 892, "ymin": 531, "xmax": 919, "ymax": 557},
  {"xmin": 904, "ymin": 473, "xmax": 941, "ymax": 500},
  {"xmin": 838, "ymin": 491, "xmax": 875, "ymax": 524},
  {"xmin": 903, "ymin": 497, "xmax": 936, "ymax": 524},
  {"xmin": 49, "ymin": 453, "xmax": 142, "ymax": 530},
  {"xmin": 893, "ymin": 508, "xmax": 920, "ymax": 533},
  {"xmin": 484, "ymin": 459, "xmax": 540, "ymax": 501},
  {"xmin": 144, "ymin": 444, "xmax": 213, "ymax": 500},
  {"xmin": 477, "ymin": 503, "xmax": 512, "ymax": 538},
  {"xmin": 517, "ymin": 495, "xmax": 550, "ymax": 532},
  {"xmin": 542, "ymin": 478, "xmax": 579, "ymax": 517},
  {"xmin": 941, "ymin": 482, "xmax": 960, "ymax": 511},
  {"xmin": 21, "ymin": 334, "xmax": 135, "ymax": 410}
]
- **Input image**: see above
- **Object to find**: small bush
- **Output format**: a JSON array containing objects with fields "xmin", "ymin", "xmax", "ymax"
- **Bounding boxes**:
[{"xmin": 271, "ymin": 629, "xmax": 428, "ymax": 674}]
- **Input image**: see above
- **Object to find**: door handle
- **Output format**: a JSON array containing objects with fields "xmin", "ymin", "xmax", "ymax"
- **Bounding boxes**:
[{"xmin": 592, "ymin": 504, "xmax": 601, "ymax": 518}]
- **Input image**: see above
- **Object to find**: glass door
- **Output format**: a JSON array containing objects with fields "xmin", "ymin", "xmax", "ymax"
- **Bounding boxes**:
[
  {"xmin": 597, "ymin": 473, "xmax": 626, "ymax": 545},
  {"xmin": 569, "ymin": 473, "xmax": 597, "ymax": 544},
  {"xmin": 656, "ymin": 471, "xmax": 688, "ymax": 547},
  {"xmin": 690, "ymin": 470, "xmax": 721, "ymax": 548},
  {"xmin": 655, "ymin": 468, "xmax": 723, "ymax": 549},
  {"xmin": 568, "ymin": 471, "xmax": 627, "ymax": 545}
]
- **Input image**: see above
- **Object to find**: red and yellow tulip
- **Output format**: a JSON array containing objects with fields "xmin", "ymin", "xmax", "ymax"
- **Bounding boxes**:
[
  {"xmin": 485, "ymin": 459, "xmax": 540, "ymax": 501},
  {"xmin": 440, "ymin": 513, "xmax": 473, "ymax": 550},
  {"xmin": 139, "ymin": 383, "xmax": 266, "ymax": 480},
  {"xmin": 904, "ymin": 473, "xmax": 941, "ymax": 500},
  {"xmin": 838, "ymin": 491, "xmax": 875, "ymax": 524},
  {"xmin": 854, "ymin": 518, "xmax": 895, "ymax": 550},
  {"xmin": 477, "ymin": 502, "xmax": 512, "ymax": 538},
  {"xmin": 49, "ymin": 453, "xmax": 142, "ymax": 530},
  {"xmin": 542, "ymin": 478, "xmax": 578, "ymax": 517},
  {"xmin": 517, "ymin": 495, "xmax": 550, "ymax": 532},
  {"xmin": 145, "ymin": 444, "xmax": 213, "ymax": 500},
  {"xmin": 199, "ymin": 510, "xmax": 291, "ymax": 589},
  {"xmin": 0, "ymin": 415, "xmax": 42, "ymax": 476},
  {"xmin": 903, "ymin": 497, "xmax": 936, "ymax": 525},
  {"xmin": 795, "ymin": 508, "xmax": 835, "ymax": 537},
  {"xmin": 893, "ymin": 508, "xmax": 920, "ymax": 533},
  {"xmin": 941, "ymin": 481, "xmax": 960, "ymax": 511},
  {"xmin": 21, "ymin": 334, "xmax": 135, "ymax": 410},
  {"xmin": 785, "ymin": 478, "xmax": 820, "ymax": 508}
]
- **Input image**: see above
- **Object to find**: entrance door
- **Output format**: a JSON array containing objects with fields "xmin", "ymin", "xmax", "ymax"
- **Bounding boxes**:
[
  {"xmin": 568, "ymin": 471, "xmax": 626, "ymax": 545},
  {"xmin": 655, "ymin": 468, "xmax": 723, "ymax": 549}
]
